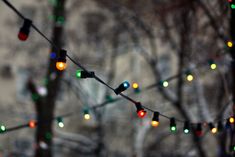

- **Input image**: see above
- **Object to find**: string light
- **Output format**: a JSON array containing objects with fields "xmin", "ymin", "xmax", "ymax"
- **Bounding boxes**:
[
  {"xmin": 151, "ymin": 112, "xmax": 159, "ymax": 127},
  {"xmin": 132, "ymin": 82, "xmax": 140, "ymax": 93},
  {"xmin": 56, "ymin": 49, "xmax": 67, "ymax": 71},
  {"xmin": 196, "ymin": 123, "xmax": 203, "ymax": 137},
  {"xmin": 170, "ymin": 118, "xmax": 177, "ymax": 132},
  {"xmin": 231, "ymin": 4, "xmax": 235, "ymax": 9},
  {"xmin": 37, "ymin": 86, "xmax": 47, "ymax": 96},
  {"xmin": 132, "ymin": 83, "xmax": 139, "ymax": 89},
  {"xmin": 183, "ymin": 121, "xmax": 190, "ymax": 134},
  {"xmin": 185, "ymin": 71, "xmax": 194, "ymax": 82},
  {"xmin": 105, "ymin": 95, "xmax": 114, "ymax": 102},
  {"xmin": 227, "ymin": 40, "xmax": 233, "ymax": 48},
  {"xmin": 0, "ymin": 125, "xmax": 6, "ymax": 133},
  {"xmin": 160, "ymin": 80, "xmax": 169, "ymax": 88},
  {"xmin": 114, "ymin": 81, "xmax": 130, "ymax": 95},
  {"xmin": 32, "ymin": 93, "xmax": 40, "ymax": 101},
  {"xmin": 18, "ymin": 18, "xmax": 32, "ymax": 41},
  {"xmin": 56, "ymin": 16, "xmax": 65, "ymax": 25},
  {"xmin": 83, "ymin": 108, "xmax": 91, "ymax": 120},
  {"xmin": 229, "ymin": 0, "xmax": 235, "ymax": 9},
  {"xmin": 229, "ymin": 116, "xmax": 235, "ymax": 123},
  {"xmin": 208, "ymin": 123, "xmax": 217, "ymax": 134},
  {"xmin": 76, "ymin": 70, "xmax": 95, "ymax": 79},
  {"xmin": 210, "ymin": 64, "xmax": 217, "ymax": 70},
  {"xmin": 28, "ymin": 120, "xmax": 36, "ymax": 128},
  {"xmin": 0, "ymin": 113, "xmax": 72, "ymax": 133},
  {"xmin": 135, "ymin": 102, "xmax": 147, "ymax": 118},
  {"xmin": 208, "ymin": 59, "xmax": 217, "ymax": 70},
  {"xmin": 84, "ymin": 113, "xmax": 90, "ymax": 120},
  {"xmin": 50, "ymin": 52, "xmax": 57, "ymax": 59},
  {"xmin": 228, "ymin": 0, "xmax": 235, "ymax": 9},
  {"xmin": 56, "ymin": 117, "xmax": 64, "ymax": 128},
  {"xmin": 2, "ymin": 0, "xmax": 235, "ymax": 137}
]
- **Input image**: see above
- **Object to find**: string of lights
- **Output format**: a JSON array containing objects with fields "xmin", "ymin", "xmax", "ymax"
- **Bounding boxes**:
[
  {"xmin": 1, "ymin": 0, "xmax": 235, "ymax": 141},
  {"xmin": 0, "ymin": 112, "xmax": 74, "ymax": 134},
  {"xmin": 63, "ymin": 65, "xmax": 233, "ymax": 123},
  {"xmin": 72, "ymin": 51, "xmax": 230, "ymax": 123}
]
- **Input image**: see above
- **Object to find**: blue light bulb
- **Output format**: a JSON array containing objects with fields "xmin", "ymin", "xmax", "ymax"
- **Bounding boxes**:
[
  {"xmin": 123, "ymin": 81, "xmax": 130, "ymax": 88},
  {"xmin": 50, "ymin": 52, "xmax": 56, "ymax": 59}
]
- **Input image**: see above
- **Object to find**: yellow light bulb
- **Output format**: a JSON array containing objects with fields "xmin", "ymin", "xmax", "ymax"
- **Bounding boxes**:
[
  {"xmin": 132, "ymin": 83, "xmax": 139, "ymax": 89},
  {"xmin": 84, "ymin": 114, "xmax": 90, "ymax": 120},
  {"xmin": 56, "ymin": 62, "xmax": 67, "ymax": 71},
  {"xmin": 211, "ymin": 127, "xmax": 217, "ymax": 134},
  {"xmin": 210, "ymin": 63, "xmax": 217, "ymax": 70},
  {"xmin": 227, "ymin": 41, "xmax": 233, "ymax": 48},
  {"xmin": 163, "ymin": 81, "xmax": 169, "ymax": 87},
  {"xmin": 187, "ymin": 74, "xmax": 194, "ymax": 82},
  {"xmin": 151, "ymin": 121, "xmax": 159, "ymax": 127},
  {"xmin": 229, "ymin": 117, "xmax": 235, "ymax": 123}
]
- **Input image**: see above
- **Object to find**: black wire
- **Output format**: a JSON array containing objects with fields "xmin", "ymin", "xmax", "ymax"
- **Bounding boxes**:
[
  {"xmin": 119, "ymin": 93, "xmax": 137, "ymax": 104},
  {"xmin": 4, "ymin": 124, "xmax": 28, "ymax": 133},
  {"xmin": 2, "ymin": 0, "xmax": 25, "ymax": 19},
  {"xmin": 66, "ymin": 54, "xmax": 88, "ymax": 71},
  {"xmin": 31, "ymin": 24, "xmax": 59, "ymax": 50}
]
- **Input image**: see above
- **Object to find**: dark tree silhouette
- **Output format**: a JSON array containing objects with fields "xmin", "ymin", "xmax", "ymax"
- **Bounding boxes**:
[{"xmin": 27, "ymin": 0, "xmax": 66, "ymax": 157}]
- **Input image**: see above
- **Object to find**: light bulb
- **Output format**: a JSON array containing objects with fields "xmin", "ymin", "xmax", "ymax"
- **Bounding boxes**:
[{"xmin": 56, "ymin": 62, "xmax": 67, "ymax": 71}]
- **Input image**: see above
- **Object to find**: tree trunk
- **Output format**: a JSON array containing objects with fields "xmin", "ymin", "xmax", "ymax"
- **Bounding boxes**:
[{"xmin": 33, "ymin": 1, "xmax": 66, "ymax": 157}]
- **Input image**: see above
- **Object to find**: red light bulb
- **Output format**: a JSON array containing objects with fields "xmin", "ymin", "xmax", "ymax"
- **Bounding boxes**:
[
  {"xmin": 195, "ymin": 123, "xmax": 203, "ymax": 137},
  {"xmin": 137, "ymin": 109, "xmax": 147, "ymax": 118},
  {"xmin": 18, "ymin": 32, "xmax": 28, "ymax": 41},
  {"xmin": 29, "ymin": 120, "xmax": 36, "ymax": 128},
  {"xmin": 196, "ymin": 130, "xmax": 203, "ymax": 137},
  {"xmin": 135, "ymin": 102, "xmax": 147, "ymax": 118},
  {"xmin": 18, "ymin": 19, "xmax": 32, "ymax": 41}
]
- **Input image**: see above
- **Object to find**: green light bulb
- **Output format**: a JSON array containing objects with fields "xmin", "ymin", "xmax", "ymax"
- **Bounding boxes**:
[
  {"xmin": 76, "ymin": 70, "xmax": 81, "ymax": 78},
  {"xmin": 32, "ymin": 94, "xmax": 39, "ymax": 101},
  {"xmin": 45, "ymin": 132, "xmax": 52, "ymax": 140},
  {"xmin": 231, "ymin": 4, "xmax": 235, "ymax": 9},
  {"xmin": 0, "ymin": 125, "xmax": 6, "ymax": 133},
  {"xmin": 171, "ymin": 126, "xmax": 176, "ymax": 132}
]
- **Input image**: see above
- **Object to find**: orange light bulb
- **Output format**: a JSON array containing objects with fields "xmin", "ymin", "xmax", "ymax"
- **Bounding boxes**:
[
  {"xmin": 151, "ymin": 121, "xmax": 159, "ymax": 127},
  {"xmin": 56, "ymin": 62, "xmax": 67, "ymax": 71},
  {"xmin": 29, "ymin": 120, "xmax": 36, "ymax": 128}
]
